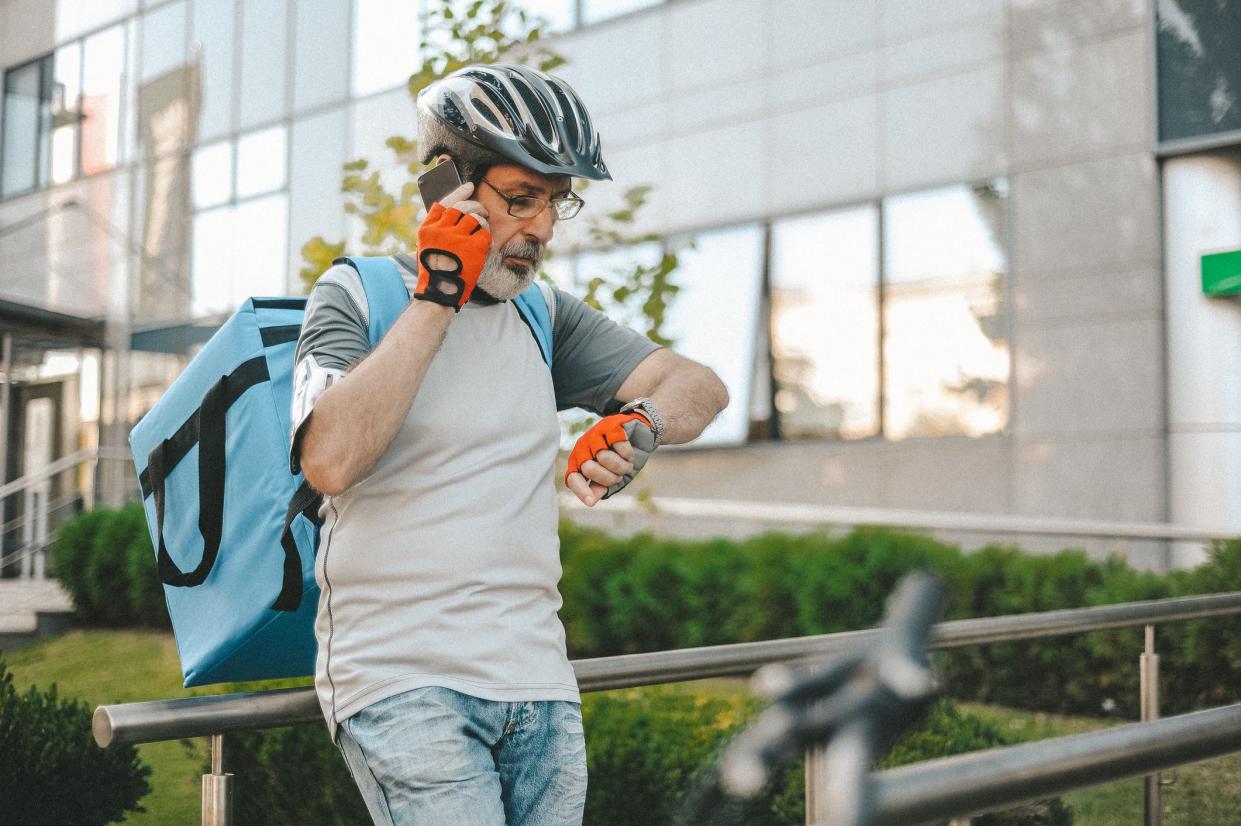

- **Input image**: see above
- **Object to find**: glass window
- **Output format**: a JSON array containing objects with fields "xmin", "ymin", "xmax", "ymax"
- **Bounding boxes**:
[
  {"xmin": 234, "ymin": 193, "xmax": 288, "ymax": 295},
  {"xmin": 192, "ymin": 140, "xmax": 232, "ymax": 208},
  {"xmin": 138, "ymin": 1, "xmax": 190, "ymax": 158},
  {"xmin": 352, "ymin": 0, "xmax": 421, "ymax": 97},
  {"xmin": 662, "ymin": 224, "xmax": 765, "ymax": 447},
  {"xmin": 192, "ymin": 205, "xmax": 235, "ymax": 315},
  {"xmin": 50, "ymin": 44, "xmax": 82, "ymax": 185},
  {"xmin": 140, "ymin": 1, "xmax": 188, "ymax": 83},
  {"xmin": 882, "ymin": 181, "xmax": 1009, "ymax": 440},
  {"xmin": 238, "ymin": 0, "xmax": 288, "ymax": 129},
  {"xmin": 81, "ymin": 25, "xmax": 126, "ymax": 174},
  {"xmin": 54, "ymin": 0, "xmax": 136, "ymax": 42},
  {"xmin": 580, "ymin": 0, "xmax": 661, "ymax": 26},
  {"xmin": 294, "ymin": 0, "xmax": 350, "ymax": 112},
  {"xmin": 192, "ymin": 193, "xmax": 287, "ymax": 315},
  {"xmin": 1157, "ymin": 0, "xmax": 1241, "ymax": 144},
  {"xmin": 512, "ymin": 0, "xmax": 575, "ymax": 32},
  {"xmin": 2, "ymin": 57, "xmax": 52, "ymax": 197},
  {"xmin": 771, "ymin": 206, "xmax": 880, "ymax": 440},
  {"xmin": 236, "ymin": 126, "xmax": 286, "ymax": 198},
  {"xmin": 190, "ymin": 0, "xmax": 236, "ymax": 142}
]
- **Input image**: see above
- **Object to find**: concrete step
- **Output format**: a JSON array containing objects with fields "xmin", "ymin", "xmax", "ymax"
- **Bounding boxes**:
[{"xmin": 0, "ymin": 579, "xmax": 75, "ymax": 651}]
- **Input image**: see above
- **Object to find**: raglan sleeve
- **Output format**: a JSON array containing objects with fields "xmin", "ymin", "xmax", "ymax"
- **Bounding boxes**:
[
  {"xmin": 288, "ymin": 264, "xmax": 373, "ymax": 474},
  {"xmin": 550, "ymin": 286, "xmax": 662, "ymax": 416}
]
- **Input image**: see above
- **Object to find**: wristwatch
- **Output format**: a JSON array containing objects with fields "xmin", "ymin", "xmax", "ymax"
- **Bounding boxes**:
[{"xmin": 619, "ymin": 397, "xmax": 665, "ymax": 446}]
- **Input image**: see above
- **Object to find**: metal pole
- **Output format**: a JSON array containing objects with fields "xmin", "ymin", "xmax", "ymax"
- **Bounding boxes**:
[
  {"xmin": 0, "ymin": 333, "xmax": 11, "ymax": 485},
  {"xmin": 1141, "ymin": 624, "xmax": 1161, "ymax": 826},
  {"xmin": 202, "ymin": 734, "xmax": 233, "ymax": 826},
  {"xmin": 805, "ymin": 747, "xmax": 826, "ymax": 825}
]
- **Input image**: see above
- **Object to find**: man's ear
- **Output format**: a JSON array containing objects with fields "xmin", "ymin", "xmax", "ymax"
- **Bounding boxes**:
[{"xmin": 434, "ymin": 153, "xmax": 453, "ymax": 167}]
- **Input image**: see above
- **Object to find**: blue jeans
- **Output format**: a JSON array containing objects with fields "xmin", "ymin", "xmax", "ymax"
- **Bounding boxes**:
[{"xmin": 336, "ymin": 687, "xmax": 587, "ymax": 826}]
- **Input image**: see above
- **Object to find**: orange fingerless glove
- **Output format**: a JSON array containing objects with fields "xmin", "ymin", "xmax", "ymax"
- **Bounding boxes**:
[
  {"xmin": 415, "ymin": 203, "xmax": 491, "ymax": 310},
  {"xmin": 565, "ymin": 412, "xmax": 658, "ymax": 499}
]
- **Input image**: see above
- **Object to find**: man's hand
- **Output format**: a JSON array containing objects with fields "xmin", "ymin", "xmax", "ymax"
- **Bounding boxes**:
[
  {"xmin": 564, "ymin": 413, "xmax": 657, "ymax": 506},
  {"xmin": 415, "ymin": 189, "xmax": 491, "ymax": 311}
]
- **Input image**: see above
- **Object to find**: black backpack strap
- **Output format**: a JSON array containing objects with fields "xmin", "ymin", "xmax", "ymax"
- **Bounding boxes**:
[
  {"xmin": 146, "ymin": 356, "xmax": 268, "ymax": 588},
  {"xmin": 151, "ymin": 371, "xmax": 229, "ymax": 587},
  {"xmin": 272, "ymin": 480, "xmax": 322, "ymax": 612}
]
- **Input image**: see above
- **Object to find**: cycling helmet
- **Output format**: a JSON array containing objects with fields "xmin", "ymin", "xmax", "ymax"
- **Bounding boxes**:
[{"xmin": 417, "ymin": 63, "xmax": 611, "ymax": 181}]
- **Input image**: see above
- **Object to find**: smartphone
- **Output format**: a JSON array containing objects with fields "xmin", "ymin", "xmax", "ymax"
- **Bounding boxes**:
[{"xmin": 417, "ymin": 160, "xmax": 463, "ymax": 209}]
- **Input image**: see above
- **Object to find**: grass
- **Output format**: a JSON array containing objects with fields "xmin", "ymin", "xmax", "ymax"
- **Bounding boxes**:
[
  {"xmin": 6, "ymin": 630, "xmax": 1241, "ymax": 824},
  {"xmin": 3, "ymin": 629, "xmax": 310, "ymax": 825},
  {"xmin": 961, "ymin": 702, "xmax": 1241, "ymax": 825}
]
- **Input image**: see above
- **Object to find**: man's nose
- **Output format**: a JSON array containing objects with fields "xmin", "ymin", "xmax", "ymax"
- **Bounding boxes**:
[{"xmin": 525, "ymin": 206, "xmax": 556, "ymax": 244}]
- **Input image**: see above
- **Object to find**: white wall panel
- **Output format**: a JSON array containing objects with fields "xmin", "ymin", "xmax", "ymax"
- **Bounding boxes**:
[
  {"xmin": 882, "ymin": 64, "xmax": 1005, "ymax": 191},
  {"xmin": 765, "ymin": 95, "xmax": 878, "ymax": 214}
]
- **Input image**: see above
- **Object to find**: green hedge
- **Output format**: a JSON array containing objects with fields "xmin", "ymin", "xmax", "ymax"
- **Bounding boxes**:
[
  {"xmin": 559, "ymin": 522, "xmax": 1241, "ymax": 718},
  {"xmin": 215, "ymin": 687, "xmax": 1066, "ymax": 826},
  {"xmin": 0, "ymin": 661, "xmax": 151, "ymax": 825},
  {"xmin": 51, "ymin": 503, "xmax": 168, "ymax": 629},
  {"xmin": 49, "ymin": 505, "xmax": 1241, "ymax": 717}
]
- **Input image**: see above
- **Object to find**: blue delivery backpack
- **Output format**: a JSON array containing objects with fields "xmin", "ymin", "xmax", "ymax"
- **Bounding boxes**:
[{"xmin": 130, "ymin": 256, "xmax": 554, "ymax": 686}]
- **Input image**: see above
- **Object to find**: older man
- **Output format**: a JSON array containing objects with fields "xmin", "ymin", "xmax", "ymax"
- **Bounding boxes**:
[{"xmin": 290, "ymin": 63, "xmax": 728, "ymax": 825}]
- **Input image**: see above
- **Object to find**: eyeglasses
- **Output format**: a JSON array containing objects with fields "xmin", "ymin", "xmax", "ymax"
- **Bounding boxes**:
[{"xmin": 480, "ymin": 179, "xmax": 585, "ymax": 221}]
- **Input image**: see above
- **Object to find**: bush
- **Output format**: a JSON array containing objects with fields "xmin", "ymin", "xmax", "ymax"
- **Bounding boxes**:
[
  {"xmin": 561, "ymin": 521, "xmax": 1241, "ymax": 719},
  {"xmin": 221, "ymin": 725, "xmax": 370, "ymax": 826},
  {"xmin": 881, "ymin": 701, "xmax": 1073, "ymax": 826},
  {"xmin": 52, "ymin": 504, "xmax": 167, "ymax": 629},
  {"xmin": 0, "ymin": 661, "xmax": 151, "ymax": 825},
  {"xmin": 214, "ymin": 687, "xmax": 1069, "ymax": 826}
]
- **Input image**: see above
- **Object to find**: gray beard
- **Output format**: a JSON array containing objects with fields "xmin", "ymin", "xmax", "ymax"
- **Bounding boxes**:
[{"xmin": 476, "ymin": 239, "xmax": 543, "ymax": 301}]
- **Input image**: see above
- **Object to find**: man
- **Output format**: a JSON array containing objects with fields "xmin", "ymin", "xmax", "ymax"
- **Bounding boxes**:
[{"xmin": 290, "ymin": 63, "xmax": 728, "ymax": 825}]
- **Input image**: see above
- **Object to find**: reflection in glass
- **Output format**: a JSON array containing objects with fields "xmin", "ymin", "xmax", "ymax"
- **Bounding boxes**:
[
  {"xmin": 51, "ymin": 45, "xmax": 82, "ymax": 185},
  {"xmin": 294, "ymin": 0, "xmax": 349, "ymax": 112},
  {"xmin": 2, "ymin": 58, "xmax": 52, "ymax": 196},
  {"xmin": 82, "ymin": 26, "xmax": 125, "ymax": 174},
  {"xmin": 581, "ymin": 0, "xmax": 661, "ymax": 25},
  {"xmin": 140, "ymin": 1, "xmax": 187, "ymax": 83},
  {"xmin": 236, "ymin": 126, "xmax": 286, "ymax": 198},
  {"xmin": 512, "ymin": 0, "xmax": 575, "ymax": 32},
  {"xmin": 771, "ymin": 207, "xmax": 879, "ymax": 440},
  {"xmin": 192, "ymin": 194, "xmax": 287, "ymax": 316},
  {"xmin": 882, "ymin": 181, "xmax": 1009, "ymax": 440},
  {"xmin": 662, "ymin": 225, "xmax": 764, "ymax": 447},
  {"xmin": 54, "ymin": 0, "xmax": 136, "ymax": 43},
  {"xmin": 192, "ymin": 141, "xmax": 232, "ymax": 209},
  {"xmin": 190, "ymin": 0, "xmax": 236, "ymax": 142},
  {"xmin": 239, "ymin": 0, "xmax": 288, "ymax": 129},
  {"xmin": 192, "ymin": 206, "xmax": 234, "ymax": 316},
  {"xmin": 352, "ymin": 0, "xmax": 421, "ymax": 97},
  {"xmin": 1156, "ymin": 0, "xmax": 1241, "ymax": 143}
]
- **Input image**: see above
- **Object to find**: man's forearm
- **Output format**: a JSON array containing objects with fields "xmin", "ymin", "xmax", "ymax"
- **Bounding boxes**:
[
  {"xmin": 646, "ymin": 365, "xmax": 729, "ymax": 445},
  {"xmin": 300, "ymin": 300, "xmax": 454, "ymax": 495}
]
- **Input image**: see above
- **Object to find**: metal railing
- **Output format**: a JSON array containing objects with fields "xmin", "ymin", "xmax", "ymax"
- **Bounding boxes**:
[
  {"xmin": 871, "ymin": 703, "xmax": 1241, "ymax": 825},
  {"xmin": 0, "ymin": 447, "xmax": 131, "ymax": 578},
  {"xmin": 94, "ymin": 591, "xmax": 1241, "ymax": 825}
]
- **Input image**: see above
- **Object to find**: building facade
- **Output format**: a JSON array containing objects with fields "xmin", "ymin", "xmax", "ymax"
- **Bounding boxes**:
[{"xmin": 1, "ymin": 0, "xmax": 1238, "ymax": 572}]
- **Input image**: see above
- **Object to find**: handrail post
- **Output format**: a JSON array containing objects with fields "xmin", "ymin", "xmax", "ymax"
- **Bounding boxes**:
[
  {"xmin": 1141, "ymin": 624, "xmax": 1161, "ymax": 826},
  {"xmin": 202, "ymin": 734, "xmax": 233, "ymax": 826},
  {"xmin": 805, "ymin": 746, "xmax": 826, "ymax": 825}
]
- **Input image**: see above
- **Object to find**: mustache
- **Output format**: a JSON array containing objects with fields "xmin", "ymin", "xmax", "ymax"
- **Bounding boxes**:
[{"xmin": 499, "ymin": 239, "xmax": 543, "ymax": 268}]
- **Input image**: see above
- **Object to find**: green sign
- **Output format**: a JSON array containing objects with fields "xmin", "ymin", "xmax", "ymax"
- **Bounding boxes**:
[{"xmin": 1202, "ymin": 249, "xmax": 1241, "ymax": 296}]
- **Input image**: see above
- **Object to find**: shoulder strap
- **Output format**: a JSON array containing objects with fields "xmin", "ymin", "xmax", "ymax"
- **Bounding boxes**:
[
  {"xmin": 512, "ymin": 282, "xmax": 554, "ymax": 368},
  {"xmin": 331, "ymin": 256, "xmax": 411, "ymax": 347},
  {"xmin": 333, "ymin": 256, "xmax": 553, "ymax": 367}
]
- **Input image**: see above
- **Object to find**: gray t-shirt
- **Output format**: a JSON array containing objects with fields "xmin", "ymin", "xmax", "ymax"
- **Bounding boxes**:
[{"xmin": 291, "ymin": 257, "xmax": 659, "ymax": 738}]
